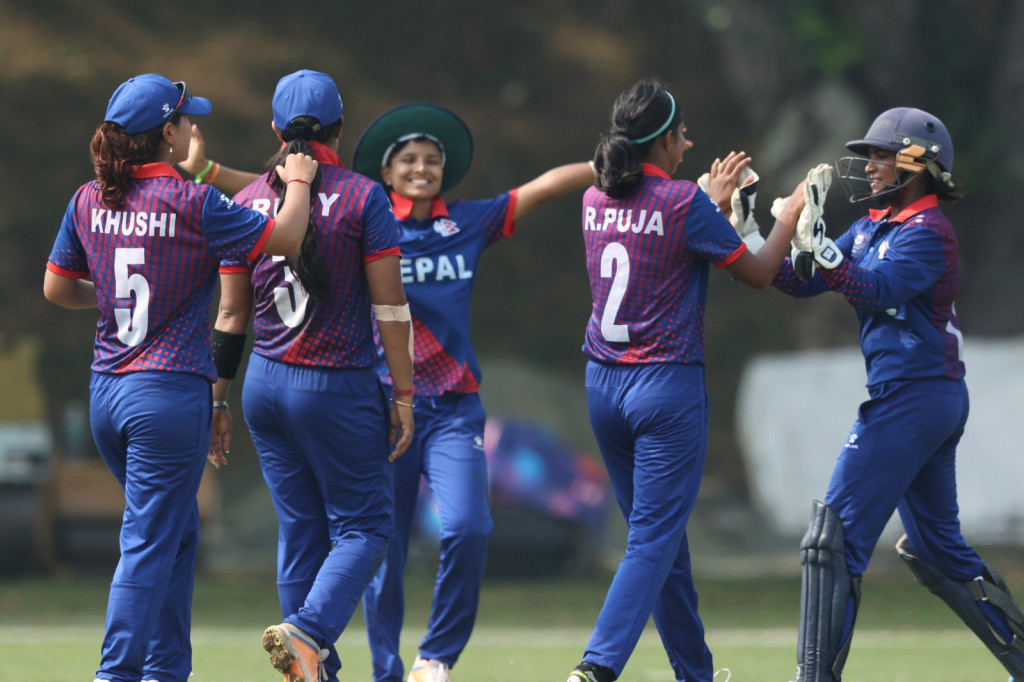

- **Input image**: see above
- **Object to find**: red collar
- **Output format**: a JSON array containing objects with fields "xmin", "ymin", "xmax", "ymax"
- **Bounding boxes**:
[
  {"xmin": 868, "ymin": 194, "xmax": 939, "ymax": 223},
  {"xmin": 273, "ymin": 140, "xmax": 345, "ymax": 168},
  {"xmin": 641, "ymin": 162, "xmax": 671, "ymax": 179},
  {"xmin": 390, "ymin": 192, "xmax": 449, "ymax": 220},
  {"xmin": 132, "ymin": 162, "xmax": 183, "ymax": 180},
  {"xmin": 309, "ymin": 140, "xmax": 344, "ymax": 167}
]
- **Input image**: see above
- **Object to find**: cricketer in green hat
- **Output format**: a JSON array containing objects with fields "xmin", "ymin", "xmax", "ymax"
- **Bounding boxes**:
[
  {"xmin": 352, "ymin": 102, "xmax": 473, "ymax": 195},
  {"xmin": 352, "ymin": 100, "xmax": 596, "ymax": 682}
]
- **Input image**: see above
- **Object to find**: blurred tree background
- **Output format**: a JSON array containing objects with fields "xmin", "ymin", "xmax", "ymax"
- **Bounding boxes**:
[{"xmin": 3, "ymin": 0, "xmax": 1023, "ymax": 506}]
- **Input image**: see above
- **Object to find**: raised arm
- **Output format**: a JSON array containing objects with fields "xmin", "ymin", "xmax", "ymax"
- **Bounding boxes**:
[
  {"xmin": 260, "ymin": 153, "xmax": 319, "ymax": 255},
  {"xmin": 179, "ymin": 123, "xmax": 262, "ymax": 196},
  {"xmin": 725, "ymin": 179, "xmax": 805, "ymax": 289},
  {"xmin": 511, "ymin": 161, "xmax": 595, "ymax": 221}
]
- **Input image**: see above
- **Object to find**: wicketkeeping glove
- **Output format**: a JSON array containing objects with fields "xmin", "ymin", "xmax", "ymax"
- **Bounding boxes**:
[
  {"xmin": 697, "ymin": 167, "xmax": 765, "ymax": 253},
  {"xmin": 791, "ymin": 163, "xmax": 833, "ymax": 281}
]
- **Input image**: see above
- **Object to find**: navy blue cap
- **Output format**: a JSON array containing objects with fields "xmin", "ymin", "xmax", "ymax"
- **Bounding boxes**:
[
  {"xmin": 272, "ymin": 70, "xmax": 344, "ymax": 131},
  {"xmin": 104, "ymin": 74, "xmax": 212, "ymax": 135}
]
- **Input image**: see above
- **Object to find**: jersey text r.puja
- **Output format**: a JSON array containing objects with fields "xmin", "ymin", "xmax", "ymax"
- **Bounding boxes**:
[{"xmin": 584, "ymin": 207, "xmax": 665, "ymax": 235}]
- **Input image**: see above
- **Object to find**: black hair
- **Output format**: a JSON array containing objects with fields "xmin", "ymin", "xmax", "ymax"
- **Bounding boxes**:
[
  {"xmin": 383, "ymin": 134, "xmax": 441, "ymax": 169},
  {"xmin": 925, "ymin": 171, "xmax": 965, "ymax": 203},
  {"xmin": 90, "ymin": 113, "xmax": 182, "ymax": 209},
  {"xmin": 263, "ymin": 115, "xmax": 343, "ymax": 302},
  {"xmin": 592, "ymin": 79, "xmax": 681, "ymax": 199}
]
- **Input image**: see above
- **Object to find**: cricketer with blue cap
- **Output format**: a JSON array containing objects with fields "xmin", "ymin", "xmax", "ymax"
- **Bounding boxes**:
[
  {"xmin": 272, "ymin": 69, "xmax": 344, "ymax": 132},
  {"xmin": 200, "ymin": 67, "xmax": 414, "ymax": 682},
  {"xmin": 44, "ymin": 72, "xmax": 318, "ymax": 682},
  {"xmin": 104, "ymin": 73, "xmax": 212, "ymax": 135}
]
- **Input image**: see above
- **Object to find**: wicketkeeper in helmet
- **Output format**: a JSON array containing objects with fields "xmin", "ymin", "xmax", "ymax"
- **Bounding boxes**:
[{"xmin": 771, "ymin": 107, "xmax": 1024, "ymax": 682}]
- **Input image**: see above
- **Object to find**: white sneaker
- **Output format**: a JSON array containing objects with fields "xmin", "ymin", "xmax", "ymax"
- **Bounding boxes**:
[{"xmin": 407, "ymin": 657, "xmax": 451, "ymax": 682}]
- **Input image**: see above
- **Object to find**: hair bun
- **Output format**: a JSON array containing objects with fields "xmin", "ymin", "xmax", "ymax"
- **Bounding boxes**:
[{"xmin": 282, "ymin": 120, "xmax": 316, "ymax": 142}]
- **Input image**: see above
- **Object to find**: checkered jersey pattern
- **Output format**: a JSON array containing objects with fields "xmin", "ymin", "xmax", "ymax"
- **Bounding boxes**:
[
  {"xmin": 46, "ymin": 163, "xmax": 272, "ymax": 380},
  {"xmin": 376, "ymin": 193, "xmax": 514, "ymax": 396},
  {"xmin": 225, "ymin": 165, "xmax": 400, "ymax": 368},
  {"xmin": 581, "ymin": 165, "xmax": 744, "ymax": 365},
  {"xmin": 772, "ymin": 195, "xmax": 964, "ymax": 384}
]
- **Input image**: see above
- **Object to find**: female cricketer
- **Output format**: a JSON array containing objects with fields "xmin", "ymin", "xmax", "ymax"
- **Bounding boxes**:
[
  {"xmin": 43, "ymin": 73, "xmax": 317, "ymax": 682},
  {"xmin": 773, "ymin": 107, "xmax": 1024, "ymax": 682},
  {"xmin": 350, "ymin": 102, "xmax": 594, "ymax": 682},
  {"xmin": 206, "ymin": 70, "xmax": 414, "ymax": 682},
  {"xmin": 567, "ymin": 78, "xmax": 806, "ymax": 682}
]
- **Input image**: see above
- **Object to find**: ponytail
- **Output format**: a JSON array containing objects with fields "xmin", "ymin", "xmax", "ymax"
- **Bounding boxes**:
[
  {"xmin": 264, "ymin": 116, "xmax": 341, "ymax": 302},
  {"xmin": 90, "ymin": 116, "xmax": 175, "ymax": 209},
  {"xmin": 593, "ymin": 79, "xmax": 680, "ymax": 199}
]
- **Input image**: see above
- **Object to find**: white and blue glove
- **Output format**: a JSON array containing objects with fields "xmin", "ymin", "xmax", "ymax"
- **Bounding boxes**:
[
  {"xmin": 786, "ymin": 163, "xmax": 835, "ymax": 280},
  {"xmin": 698, "ymin": 167, "xmax": 765, "ymax": 253}
]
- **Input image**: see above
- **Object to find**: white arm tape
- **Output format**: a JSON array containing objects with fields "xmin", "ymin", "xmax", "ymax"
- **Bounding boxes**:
[{"xmin": 372, "ymin": 303, "xmax": 412, "ymax": 322}]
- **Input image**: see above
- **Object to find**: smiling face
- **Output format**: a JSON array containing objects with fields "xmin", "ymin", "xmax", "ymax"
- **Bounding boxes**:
[
  {"xmin": 865, "ymin": 147, "xmax": 899, "ymax": 195},
  {"xmin": 380, "ymin": 138, "xmax": 444, "ymax": 200}
]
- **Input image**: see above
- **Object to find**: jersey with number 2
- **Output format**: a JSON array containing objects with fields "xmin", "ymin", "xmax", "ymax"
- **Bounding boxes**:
[{"xmin": 582, "ymin": 163, "xmax": 745, "ymax": 365}]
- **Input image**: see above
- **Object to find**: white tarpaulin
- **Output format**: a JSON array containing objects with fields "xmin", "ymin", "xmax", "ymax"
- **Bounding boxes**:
[{"xmin": 736, "ymin": 336, "xmax": 1024, "ymax": 544}]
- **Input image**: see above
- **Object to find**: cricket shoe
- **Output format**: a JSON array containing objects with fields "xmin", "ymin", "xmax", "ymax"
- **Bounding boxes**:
[
  {"xmin": 407, "ymin": 657, "xmax": 451, "ymax": 682},
  {"xmin": 262, "ymin": 622, "xmax": 327, "ymax": 682},
  {"xmin": 566, "ymin": 662, "xmax": 615, "ymax": 682}
]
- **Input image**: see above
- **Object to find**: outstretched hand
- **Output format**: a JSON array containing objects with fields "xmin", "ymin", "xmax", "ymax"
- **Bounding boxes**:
[
  {"xmin": 704, "ymin": 151, "xmax": 753, "ymax": 215},
  {"xmin": 276, "ymin": 153, "xmax": 319, "ymax": 186}
]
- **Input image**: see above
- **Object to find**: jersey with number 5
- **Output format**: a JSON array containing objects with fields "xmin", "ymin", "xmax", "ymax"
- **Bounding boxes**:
[
  {"xmin": 581, "ymin": 164, "xmax": 745, "ymax": 365},
  {"xmin": 46, "ymin": 163, "xmax": 273, "ymax": 380},
  {"xmin": 224, "ymin": 165, "xmax": 400, "ymax": 369}
]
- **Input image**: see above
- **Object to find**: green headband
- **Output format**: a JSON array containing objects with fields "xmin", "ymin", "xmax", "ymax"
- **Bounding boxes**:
[{"xmin": 629, "ymin": 92, "xmax": 676, "ymax": 145}]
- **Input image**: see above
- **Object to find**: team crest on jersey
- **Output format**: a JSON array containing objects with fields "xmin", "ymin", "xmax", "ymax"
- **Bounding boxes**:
[
  {"xmin": 434, "ymin": 218, "xmax": 460, "ymax": 237},
  {"xmin": 879, "ymin": 240, "xmax": 891, "ymax": 259}
]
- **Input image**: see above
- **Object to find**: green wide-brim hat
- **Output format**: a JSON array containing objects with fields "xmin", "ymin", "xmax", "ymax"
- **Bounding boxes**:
[{"xmin": 352, "ymin": 102, "xmax": 473, "ymax": 195}]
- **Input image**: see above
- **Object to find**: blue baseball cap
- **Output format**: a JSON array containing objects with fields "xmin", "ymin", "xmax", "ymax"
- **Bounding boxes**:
[
  {"xmin": 104, "ymin": 74, "xmax": 212, "ymax": 135},
  {"xmin": 272, "ymin": 70, "xmax": 344, "ymax": 131}
]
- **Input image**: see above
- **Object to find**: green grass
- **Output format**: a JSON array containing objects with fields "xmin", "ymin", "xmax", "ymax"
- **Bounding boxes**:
[{"xmin": 0, "ymin": 569, "xmax": 1015, "ymax": 681}]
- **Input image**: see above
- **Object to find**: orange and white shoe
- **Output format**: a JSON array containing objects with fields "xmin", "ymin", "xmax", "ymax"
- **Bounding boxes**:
[
  {"xmin": 407, "ymin": 657, "xmax": 451, "ymax": 682},
  {"xmin": 262, "ymin": 622, "xmax": 326, "ymax": 682}
]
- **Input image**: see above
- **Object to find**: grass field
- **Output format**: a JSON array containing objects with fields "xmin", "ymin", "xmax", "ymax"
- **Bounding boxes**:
[{"xmin": 0, "ymin": 568, "xmax": 1014, "ymax": 681}]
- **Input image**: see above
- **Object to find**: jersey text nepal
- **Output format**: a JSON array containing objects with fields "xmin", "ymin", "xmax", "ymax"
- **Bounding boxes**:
[
  {"xmin": 584, "ymin": 207, "xmax": 665, "ymax": 235},
  {"xmin": 401, "ymin": 255, "xmax": 473, "ymax": 284},
  {"xmin": 91, "ymin": 208, "xmax": 177, "ymax": 238}
]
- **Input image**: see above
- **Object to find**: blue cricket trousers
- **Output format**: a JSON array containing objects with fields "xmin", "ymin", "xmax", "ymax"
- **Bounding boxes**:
[
  {"xmin": 825, "ymin": 378, "xmax": 982, "ymax": 579},
  {"xmin": 89, "ymin": 370, "xmax": 210, "ymax": 682},
  {"xmin": 243, "ymin": 354, "xmax": 395, "ymax": 682},
  {"xmin": 362, "ymin": 392, "xmax": 492, "ymax": 682},
  {"xmin": 583, "ymin": 361, "xmax": 714, "ymax": 682}
]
